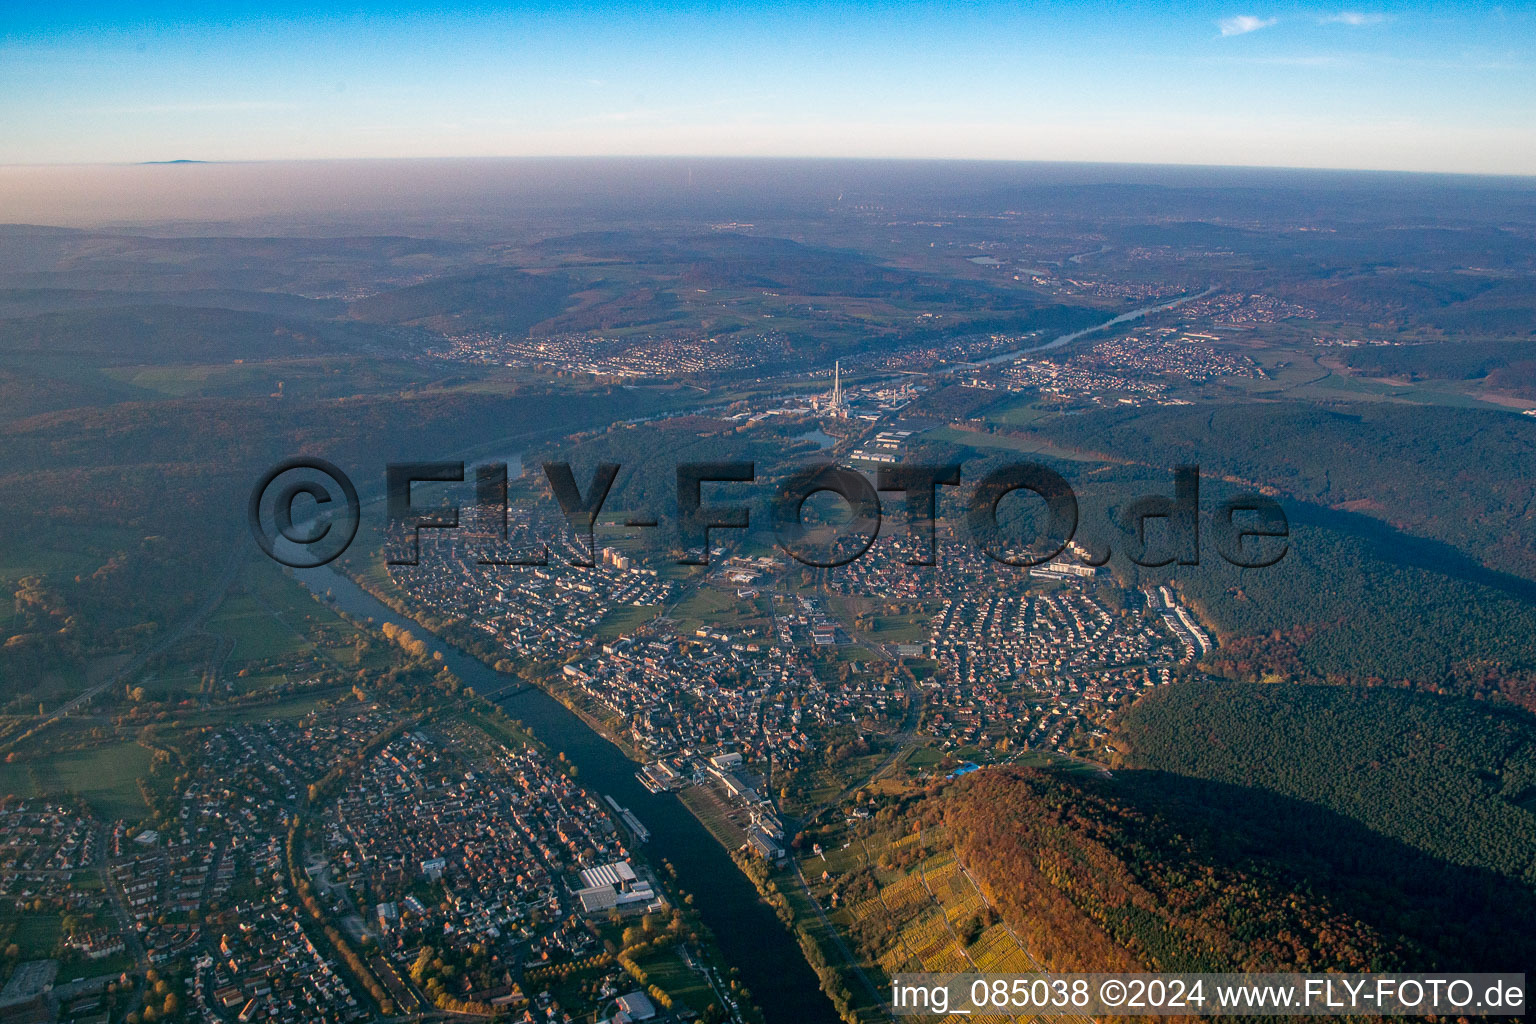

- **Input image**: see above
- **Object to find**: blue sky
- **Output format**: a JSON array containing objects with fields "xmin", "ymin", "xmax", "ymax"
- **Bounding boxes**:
[{"xmin": 1, "ymin": 1, "xmax": 1531, "ymax": 173}]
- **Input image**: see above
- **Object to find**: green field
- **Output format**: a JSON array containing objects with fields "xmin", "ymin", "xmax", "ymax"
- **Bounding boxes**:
[
  {"xmin": 100, "ymin": 363, "xmax": 230, "ymax": 397},
  {"xmin": 175, "ymin": 691, "xmax": 329, "ymax": 728},
  {"xmin": 0, "ymin": 761, "xmax": 32, "ymax": 797},
  {"xmin": 669, "ymin": 586, "xmax": 758, "ymax": 636},
  {"xmin": 14, "ymin": 742, "xmax": 154, "ymax": 822},
  {"xmin": 207, "ymin": 591, "xmax": 315, "ymax": 664},
  {"xmin": 629, "ymin": 945, "xmax": 721, "ymax": 1017},
  {"xmin": 57, "ymin": 950, "xmax": 136, "ymax": 984},
  {"xmin": 906, "ymin": 747, "xmax": 943, "ymax": 769},
  {"xmin": 825, "ymin": 595, "xmax": 934, "ymax": 644},
  {"xmin": 0, "ymin": 545, "xmax": 97, "ymax": 595},
  {"xmin": 136, "ymin": 561, "xmax": 378, "ymax": 698},
  {"xmin": 0, "ymin": 912, "xmax": 62, "ymax": 959},
  {"xmin": 976, "ymin": 396, "xmax": 1054, "ymax": 427},
  {"xmin": 596, "ymin": 604, "xmax": 661, "ymax": 640}
]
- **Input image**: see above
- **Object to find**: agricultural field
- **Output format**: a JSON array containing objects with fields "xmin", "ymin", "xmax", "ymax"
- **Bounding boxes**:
[
  {"xmin": 13, "ymin": 740, "xmax": 156, "ymax": 822},
  {"xmin": 668, "ymin": 586, "xmax": 759, "ymax": 638},
  {"xmin": 0, "ymin": 564, "xmax": 381, "ymax": 822},
  {"xmin": 807, "ymin": 823, "xmax": 1040, "ymax": 1024}
]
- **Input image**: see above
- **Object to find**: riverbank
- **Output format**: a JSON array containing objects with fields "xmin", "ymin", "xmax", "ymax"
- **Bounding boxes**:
[
  {"xmin": 326, "ymin": 563, "xmax": 888, "ymax": 1021},
  {"xmin": 973, "ymin": 285, "xmax": 1221, "ymax": 366},
  {"xmin": 290, "ymin": 559, "xmax": 846, "ymax": 1023}
]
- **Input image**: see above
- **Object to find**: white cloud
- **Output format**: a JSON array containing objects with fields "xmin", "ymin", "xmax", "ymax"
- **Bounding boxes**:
[
  {"xmin": 1218, "ymin": 14, "xmax": 1278, "ymax": 36},
  {"xmin": 1322, "ymin": 11, "xmax": 1389, "ymax": 26}
]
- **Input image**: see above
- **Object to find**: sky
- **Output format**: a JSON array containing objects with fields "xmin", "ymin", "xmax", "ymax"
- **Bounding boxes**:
[{"xmin": 1, "ymin": 0, "xmax": 1532, "ymax": 174}]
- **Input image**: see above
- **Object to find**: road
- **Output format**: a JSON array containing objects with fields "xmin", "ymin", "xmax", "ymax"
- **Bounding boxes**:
[
  {"xmin": 814, "ymin": 667, "xmax": 920, "ymax": 819},
  {"xmin": 6, "ymin": 538, "xmax": 247, "ymax": 752},
  {"xmin": 98, "ymin": 825, "xmax": 152, "ymax": 1020},
  {"xmin": 937, "ymin": 829, "xmax": 1095, "ymax": 1024},
  {"xmin": 789, "ymin": 857, "xmax": 895, "ymax": 1022}
]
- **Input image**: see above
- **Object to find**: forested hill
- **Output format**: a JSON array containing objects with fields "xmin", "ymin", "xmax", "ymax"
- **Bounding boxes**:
[
  {"xmin": 941, "ymin": 767, "xmax": 1536, "ymax": 975},
  {"xmin": 1023, "ymin": 401, "xmax": 1536, "ymax": 583},
  {"xmin": 1113, "ymin": 682, "xmax": 1536, "ymax": 885}
]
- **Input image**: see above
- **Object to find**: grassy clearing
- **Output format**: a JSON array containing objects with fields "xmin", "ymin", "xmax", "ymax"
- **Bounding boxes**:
[
  {"xmin": 207, "ymin": 592, "xmax": 313, "ymax": 664},
  {"xmin": 978, "ymin": 397, "xmax": 1053, "ymax": 428},
  {"xmin": 171, "ymin": 691, "xmax": 330, "ymax": 730},
  {"xmin": 0, "ymin": 912, "xmax": 62, "ymax": 958},
  {"xmin": 629, "ymin": 945, "xmax": 719, "ymax": 1016},
  {"xmin": 668, "ymin": 586, "xmax": 745, "ymax": 636},
  {"xmin": 861, "ymin": 615, "xmax": 928, "ymax": 643},
  {"xmin": 596, "ymin": 604, "xmax": 661, "ymax": 640},
  {"xmin": 100, "ymin": 363, "xmax": 227, "ymax": 397},
  {"xmin": 0, "ymin": 760, "xmax": 36, "ymax": 798},
  {"xmin": 26, "ymin": 742, "xmax": 154, "ymax": 822},
  {"xmin": 0, "ymin": 545, "xmax": 96, "ymax": 595},
  {"xmin": 159, "ymin": 562, "xmax": 377, "ymax": 695},
  {"xmin": 58, "ymin": 950, "xmax": 135, "ymax": 983}
]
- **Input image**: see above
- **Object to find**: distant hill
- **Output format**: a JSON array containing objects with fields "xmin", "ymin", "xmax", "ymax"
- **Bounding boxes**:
[
  {"xmin": 0, "ymin": 304, "xmax": 383, "ymax": 365},
  {"xmin": 0, "ymin": 287, "xmax": 346, "ymax": 320},
  {"xmin": 350, "ymin": 268, "xmax": 575, "ymax": 335}
]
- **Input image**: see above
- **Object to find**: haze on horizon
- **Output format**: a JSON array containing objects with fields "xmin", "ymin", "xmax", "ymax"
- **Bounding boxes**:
[
  {"xmin": 1, "ymin": 0, "xmax": 1532, "ymax": 177},
  {"xmin": 1, "ymin": 157, "xmax": 1529, "ymax": 231}
]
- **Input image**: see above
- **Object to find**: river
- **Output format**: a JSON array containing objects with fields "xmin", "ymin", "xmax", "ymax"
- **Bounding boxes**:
[
  {"xmin": 288, "ymin": 561, "xmax": 840, "ymax": 1024},
  {"xmin": 267, "ymin": 291, "xmax": 1223, "ymax": 1020},
  {"xmin": 975, "ymin": 285, "xmax": 1220, "ymax": 365},
  {"xmin": 794, "ymin": 427, "xmax": 838, "ymax": 450}
]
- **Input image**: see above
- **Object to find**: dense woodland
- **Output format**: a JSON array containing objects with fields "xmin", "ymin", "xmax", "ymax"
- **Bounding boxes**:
[
  {"xmin": 350, "ymin": 267, "xmax": 577, "ymax": 335},
  {"xmin": 1163, "ymin": 521, "xmax": 1536, "ymax": 708},
  {"xmin": 1028, "ymin": 400, "xmax": 1536, "ymax": 581},
  {"xmin": 1344, "ymin": 338, "xmax": 1536, "ymax": 394},
  {"xmin": 1113, "ymin": 682, "xmax": 1536, "ymax": 886}
]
